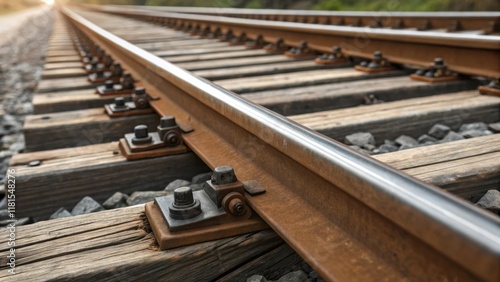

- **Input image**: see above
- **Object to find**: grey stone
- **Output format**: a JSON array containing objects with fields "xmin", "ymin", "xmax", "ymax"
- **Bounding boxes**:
[
  {"xmin": 189, "ymin": 183, "xmax": 205, "ymax": 191},
  {"xmin": 460, "ymin": 129, "xmax": 491, "ymax": 139},
  {"xmin": 71, "ymin": 196, "xmax": 104, "ymax": 215},
  {"xmin": 102, "ymin": 192, "xmax": 129, "ymax": 209},
  {"xmin": 0, "ymin": 197, "xmax": 6, "ymax": 209},
  {"xmin": 309, "ymin": 271, "xmax": 319, "ymax": 279},
  {"xmin": 344, "ymin": 132, "xmax": 375, "ymax": 147},
  {"xmin": 15, "ymin": 217, "xmax": 31, "ymax": 226},
  {"xmin": 50, "ymin": 207, "xmax": 72, "ymax": 219},
  {"xmin": 126, "ymin": 191, "xmax": 170, "ymax": 206},
  {"xmin": 164, "ymin": 179, "xmax": 191, "ymax": 192},
  {"xmin": 440, "ymin": 131, "xmax": 464, "ymax": 143},
  {"xmin": 276, "ymin": 270, "xmax": 308, "ymax": 282},
  {"xmin": 420, "ymin": 141, "xmax": 436, "ymax": 146},
  {"xmin": 398, "ymin": 144, "xmax": 414, "ymax": 151},
  {"xmin": 191, "ymin": 172, "xmax": 212, "ymax": 184},
  {"xmin": 384, "ymin": 139, "xmax": 397, "ymax": 146},
  {"xmin": 395, "ymin": 135, "xmax": 418, "ymax": 147},
  {"xmin": 349, "ymin": 145, "xmax": 361, "ymax": 151},
  {"xmin": 417, "ymin": 134, "xmax": 438, "ymax": 144},
  {"xmin": 378, "ymin": 144, "xmax": 398, "ymax": 153},
  {"xmin": 362, "ymin": 143, "xmax": 376, "ymax": 151},
  {"xmin": 488, "ymin": 122, "xmax": 500, "ymax": 133},
  {"xmin": 428, "ymin": 124, "xmax": 450, "ymax": 139},
  {"xmin": 459, "ymin": 122, "xmax": 488, "ymax": 133},
  {"xmin": 246, "ymin": 275, "xmax": 268, "ymax": 282},
  {"xmin": 475, "ymin": 190, "xmax": 500, "ymax": 212},
  {"xmin": 0, "ymin": 209, "xmax": 9, "ymax": 221}
]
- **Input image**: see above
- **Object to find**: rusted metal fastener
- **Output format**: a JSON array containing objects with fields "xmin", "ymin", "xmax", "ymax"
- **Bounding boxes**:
[
  {"xmin": 355, "ymin": 51, "xmax": 394, "ymax": 73},
  {"xmin": 132, "ymin": 125, "xmax": 153, "ymax": 144},
  {"xmin": 315, "ymin": 46, "xmax": 348, "ymax": 65},
  {"xmin": 119, "ymin": 116, "xmax": 188, "ymax": 159},
  {"xmin": 263, "ymin": 37, "xmax": 288, "ymax": 53},
  {"xmin": 131, "ymin": 87, "xmax": 150, "ymax": 109},
  {"xmin": 410, "ymin": 58, "xmax": 459, "ymax": 83},
  {"xmin": 392, "ymin": 19, "xmax": 405, "ymax": 29},
  {"xmin": 219, "ymin": 30, "xmax": 234, "ymax": 42},
  {"xmin": 111, "ymin": 97, "xmax": 129, "ymax": 112},
  {"xmin": 447, "ymin": 20, "xmax": 462, "ymax": 32},
  {"xmin": 245, "ymin": 34, "xmax": 265, "ymax": 49},
  {"xmin": 168, "ymin": 187, "xmax": 202, "ymax": 220},
  {"xmin": 229, "ymin": 32, "xmax": 247, "ymax": 46},
  {"xmin": 157, "ymin": 116, "xmax": 182, "ymax": 147},
  {"xmin": 145, "ymin": 165, "xmax": 267, "ymax": 250},
  {"xmin": 284, "ymin": 41, "xmax": 316, "ymax": 58},
  {"xmin": 483, "ymin": 21, "xmax": 499, "ymax": 34},
  {"xmin": 417, "ymin": 20, "xmax": 431, "ymax": 31},
  {"xmin": 479, "ymin": 78, "xmax": 500, "ymax": 97},
  {"xmin": 104, "ymin": 87, "xmax": 153, "ymax": 117}
]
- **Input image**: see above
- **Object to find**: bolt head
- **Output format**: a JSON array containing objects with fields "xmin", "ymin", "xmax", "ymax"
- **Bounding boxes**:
[
  {"xmin": 134, "ymin": 125, "xmax": 149, "ymax": 139},
  {"xmin": 434, "ymin": 58, "xmax": 444, "ymax": 66},
  {"xmin": 104, "ymin": 80, "xmax": 114, "ymax": 89},
  {"xmin": 211, "ymin": 166, "xmax": 237, "ymax": 185},
  {"xmin": 373, "ymin": 51, "xmax": 382, "ymax": 58},
  {"xmin": 173, "ymin": 187, "xmax": 194, "ymax": 207},
  {"xmin": 135, "ymin": 87, "xmax": 146, "ymax": 95},
  {"xmin": 160, "ymin": 116, "xmax": 176, "ymax": 128},
  {"xmin": 114, "ymin": 97, "xmax": 125, "ymax": 106}
]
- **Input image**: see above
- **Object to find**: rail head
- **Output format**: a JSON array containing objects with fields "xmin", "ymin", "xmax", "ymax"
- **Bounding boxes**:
[{"xmin": 61, "ymin": 6, "xmax": 500, "ymax": 281}]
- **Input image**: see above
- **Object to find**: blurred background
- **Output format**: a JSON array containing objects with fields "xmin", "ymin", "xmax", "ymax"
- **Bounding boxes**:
[
  {"xmin": 65, "ymin": 0, "xmax": 500, "ymax": 11},
  {"xmin": 1, "ymin": 0, "xmax": 499, "ymax": 15}
]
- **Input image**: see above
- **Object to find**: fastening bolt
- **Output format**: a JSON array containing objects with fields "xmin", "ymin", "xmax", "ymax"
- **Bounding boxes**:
[
  {"xmin": 160, "ymin": 116, "xmax": 176, "ymax": 128},
  {"xmin": 114, "ymin": 97, "xmax": 126, "ymax": 107},
  {"xmin": 135, "ymin": 87, "xmax": 146, "ymax": 95},
  {"xmin": 173, "ymin": 187, "xmax": 195, "ymax": 207},
  {"xmin": 211, "ymin": 166, "xmax": 237, "ymax": 185},
  {"xmin": 169, "ymin": 186, "xmax": 202, "ymax": 220},
  {"xmin": 373, "ymin": 51, "xmax": 382, "ymax": 59},
  {"xmin": 131, "ymin": 124, "xmax": 153, "ymax": 144},
  {"xmin": 434, "ymin": 58, "xmax": 444, "ymax": 66},
  {"xmin": 104, "ymin": 80, "xmax": 114, "ymax": 89},
  {"xmin": 134, "ymin": 125, "xmax": 149, "ymax": 139}
]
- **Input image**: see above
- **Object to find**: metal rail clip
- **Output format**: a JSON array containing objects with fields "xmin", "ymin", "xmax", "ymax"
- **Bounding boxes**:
[
  {"xmin": 145, "ymin": 166, "xmax": 268, "ymax": 250},
  {"xmin": 104, "ymin": 87, "xmax": 154, "ymax": 117},
  {"xmin": 119, "ymin": 116, "xmax": 190, "ymax": 160}
]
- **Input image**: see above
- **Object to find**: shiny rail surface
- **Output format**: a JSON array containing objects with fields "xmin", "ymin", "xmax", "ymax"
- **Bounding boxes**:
[
  {"xmin": 81, "ymin": 5, "xmax": 500, "ymax": 78},
  {"xmin": 61, "ymin": 6, "xmax": 500, "ymax": 282},
  {"xmin": 89, "ymin": 4, "xmax": 500, "ymax": 33}
]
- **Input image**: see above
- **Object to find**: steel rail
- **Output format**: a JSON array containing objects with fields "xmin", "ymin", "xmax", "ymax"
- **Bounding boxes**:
[
  {"xmin": 86, "ymin": 4, "xmax": 500, "ymax": 32},
  {"xmin": 82, "ymin": 5, "xmax": 500, "ymax": 78},
  {"xmin": 62, "ymin": 6, "xmax": 500, "ymax": 281}
]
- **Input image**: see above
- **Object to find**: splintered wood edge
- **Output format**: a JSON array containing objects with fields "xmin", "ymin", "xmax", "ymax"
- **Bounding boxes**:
[{"xmin": 145, "ymin": 202, "xmax": 269, "ymax": 250}]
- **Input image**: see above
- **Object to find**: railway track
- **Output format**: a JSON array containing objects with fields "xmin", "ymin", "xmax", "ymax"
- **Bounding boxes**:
[{"xmin": 0, "ymin": 4, "xmax": 499, "ymax": 281}]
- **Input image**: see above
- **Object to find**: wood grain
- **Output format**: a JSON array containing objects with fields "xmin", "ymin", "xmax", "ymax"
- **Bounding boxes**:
[
  {"xmin": 246, "ymin": 77, "xmax": 479, "ymax": 115},
  {"xmin": 33, "ymin": 89, "xmax": 120, "ymax": 114},
  {"xmin": 24, "ymin": 108, "xmax": 160, "ymax": 151},
  {"xmin": 10, "ymin": 142, "xmax": 210, "ymax": 218},
  {"xmin": 0, "ymin": 206, "xmax": 283, "ymax": 281},
  {"xmin": 291, "ymin": 90, "xmax": 500, "ymax": 142},
  {"xmin": 376, "ymin": 134, "xmax": 500, "ymax": 198}
]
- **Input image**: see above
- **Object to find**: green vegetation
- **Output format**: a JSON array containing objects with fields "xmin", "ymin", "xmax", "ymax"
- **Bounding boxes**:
[
  {"xmin": 313, "ymin": 0, "xmax": 500, "ymax": 11},
  {"xmin": 68, "ymin": 0, "xmax": 500, "ymax": 11},
  {"xmin": 0, "ymin": 0, "xmax": 41, "ymax": 15}
]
